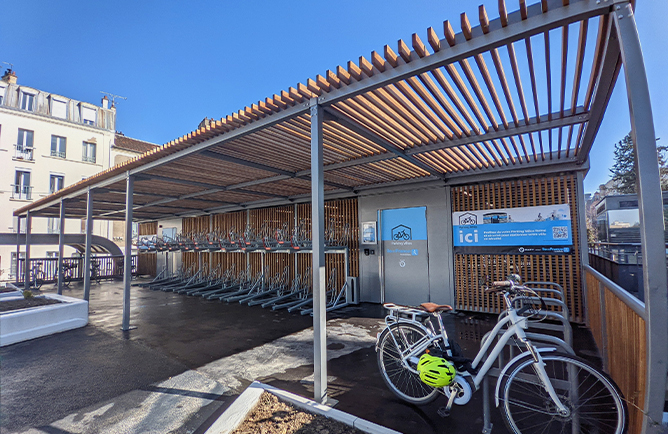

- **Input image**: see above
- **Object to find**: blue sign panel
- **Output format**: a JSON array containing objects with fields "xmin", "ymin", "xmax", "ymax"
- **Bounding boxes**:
[
  {"xmin": 452, "ymin": 204, "xmax": 573, "ymax": 255},
  {"xmin": 381, "ymin": 207, "xmax": 427, "ymax": 241}
]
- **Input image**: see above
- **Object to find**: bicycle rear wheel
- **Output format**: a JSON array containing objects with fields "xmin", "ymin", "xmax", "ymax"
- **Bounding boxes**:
[
  {"xmin": 376, "ymin": 322, "xmax": 439, "ymax": 405},
  {"xmin": 498, "ymin": 352, "xmax": 627, "ymax": 434}
]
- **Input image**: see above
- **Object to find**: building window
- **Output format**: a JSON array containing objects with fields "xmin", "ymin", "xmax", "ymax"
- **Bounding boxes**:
[
  {"xmin": 82, "ymin": 141, "xmax": 96, "ymax": 163},
  {"xmin": 51, "ymin": 135, "xmax": 67, "ymax": 158},
  {"xmin": 0, "ymin": 85, "xmax": 6, "ymax": 105},
  {"xmin": 46, "ymin": 251, "xmax": 59, "ymax": 258},
  {"xmin": 51, "ymin": 98, "xmax": 67, "ymax": 119},
  {"xmin": 47, "ymin": 218, "xmax": 61, "ymax": 234},
  {"xmin": 21, "ymin": 93, "xmax": 35, "ymax": 111},
  {"xmin": 81, "ymin": 106, "xmax": 96, "ymax": 125},
  {"xmin": 12, "ymin": 170, "xmax": 32, "ymax": 200},
  {"xmin": 10, "ymin": 252, "xmax": 25, "ymax": 279},
  {"xmin": 15, "ymin": 128, "xmax": 34, "ymax": 161},
  {"xmin": 50, "ymin": 174, "xmax": 64, "ymax": 193}
]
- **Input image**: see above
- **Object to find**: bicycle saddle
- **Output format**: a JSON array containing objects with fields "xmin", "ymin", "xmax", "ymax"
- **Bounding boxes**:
[{"xmin": 419, "ymin": 302, "xmax": 453, "ymax": 313}]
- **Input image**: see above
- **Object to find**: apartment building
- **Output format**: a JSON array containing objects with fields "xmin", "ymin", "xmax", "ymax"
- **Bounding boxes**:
[{"xmin": 0, "ymin": 69, "xmax": 157, "ymax": 278}]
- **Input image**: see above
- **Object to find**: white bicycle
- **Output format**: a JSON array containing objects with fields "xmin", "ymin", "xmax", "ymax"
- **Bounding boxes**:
[{"xmin": 375, "ymin": 277, "xmax": 627, "ymax": 433}]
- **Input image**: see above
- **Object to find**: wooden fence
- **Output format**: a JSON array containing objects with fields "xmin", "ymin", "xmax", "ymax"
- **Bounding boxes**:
[
  {"xmin": 452, "ymin": 174, "xmax": 584, "ymax": 322},
  {"xmin": 585, "ymin": 265, "xmax": 646, "ymax": 434}
]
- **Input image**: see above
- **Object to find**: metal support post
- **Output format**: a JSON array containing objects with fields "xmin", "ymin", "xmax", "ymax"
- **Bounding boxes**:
[
  {"xmin": 23, "ymin": 211, "xmax": 31, "ymax": 290},
  {"xmin": 15, "ymin": 217, "xmax": 21, "ymax": 282},
  {"xmin": 310, "ymin": 100, "xmax": 327, "ymax": 404},
  {"xmin": 83, "ymin": 189, "xmax": 94, "ymax": 301},
  {"xmin": 615, "ymin": 5, "xmax": 668, "ymax": 433},
  {"xmin": 57, "ymin": 201, "xmax": 66, "ymax": 295},
  {"xmin": 122, "ymin": 174, "xmax": 134, "ymax": 331}
]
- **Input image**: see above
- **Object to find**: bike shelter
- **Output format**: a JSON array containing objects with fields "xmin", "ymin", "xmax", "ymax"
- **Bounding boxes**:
[{"xmin": 13, "ymin": 1, "xmax": 666, "ymax": 432}]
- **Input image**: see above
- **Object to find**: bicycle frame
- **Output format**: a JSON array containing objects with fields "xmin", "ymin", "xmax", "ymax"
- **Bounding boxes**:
[{"xmin": 384, "ymin": 298, "xmax": 569, "ymax": 414}]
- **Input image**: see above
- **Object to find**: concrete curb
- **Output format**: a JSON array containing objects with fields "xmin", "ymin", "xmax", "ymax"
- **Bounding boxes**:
[
  {"xmin": 204, "ymin": 381, "xmax": 402, "ymax": 434},
  {"xmin": 0, "ymin": 294, "xmax": 88, "ymax": 347}
]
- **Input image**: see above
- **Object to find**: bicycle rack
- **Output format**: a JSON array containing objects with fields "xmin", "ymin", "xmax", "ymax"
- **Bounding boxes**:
[{"xmin": 478, "ymin": 281, "xmax": 573, "ymax": 434}]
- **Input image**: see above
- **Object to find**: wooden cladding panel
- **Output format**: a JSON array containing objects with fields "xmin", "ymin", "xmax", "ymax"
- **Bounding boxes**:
[
  {"xmin": 137, "ymin": 252, "xmax": 157, "ymax": 275},
  {"xmin": 181, "ymin": 199, "xmax": 358, "ymax": 291},
  {"xmin": 138, "ymin": 221, "xmax": 158, "ymax": 236},
  {"xmin": 452, "ymin": 174, "xmax": 583, "ymax": 322},
  {"xmin": 585, "ymin": 271, "xmax": 604, "ymax": 349},
  {"xmin": 213, "ymin": 211, "xmax": 247, "ymax": 235},
  {"xmin": 603, "ymin": 291, "xmax": 646, "ymax": 434},
  {"xmin": 182, "ymin": 216, "xmax": 210, "ymax": 234},
  {"xmin": 297, "ymin": 198, "xmax": 359, "ymax": 290}
]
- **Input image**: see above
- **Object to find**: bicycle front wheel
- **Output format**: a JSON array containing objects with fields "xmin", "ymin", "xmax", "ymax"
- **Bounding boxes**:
[
  {"xmin": 34, "ymin": 271, "xmax": 44, "ymax": 290},
  {"xmin": 376, "ymin": 322, "xmax": 439, "ymax": 405},
  {"xmin": 499, "ymin": 352, "xmax": 627, "ymax": 434}
]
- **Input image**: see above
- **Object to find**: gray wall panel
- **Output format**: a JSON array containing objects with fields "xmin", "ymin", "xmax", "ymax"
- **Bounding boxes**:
[{"xmin": 358, "ymin": 185, "xmax": 454, "ymax": 306}]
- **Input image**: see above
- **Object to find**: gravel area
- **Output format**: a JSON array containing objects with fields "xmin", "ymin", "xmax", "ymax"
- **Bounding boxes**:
[
  {"xmin": 232, "ymin": 392, "xmax": 363, "ymax": 434},
  {"xmin": 0, "ymin": 297, "xmax": 61, "ymax": 313}
]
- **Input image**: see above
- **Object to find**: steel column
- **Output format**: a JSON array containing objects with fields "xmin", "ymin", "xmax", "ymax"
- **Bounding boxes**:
[
  {"xmin": 83, "ymin": 189, "xmax": 94, "ymax": 301},
  {"xmin": 23, "ymin": 211, "xmax": 31, "ymax": 290},
  {"xmin": 57, "ymin": 201, "xmax": 66, "ymax": 295},
  {"xmin": 15, "ymin": 217, "xmax": 20, "ymax": 282},
  {"xmin": 310, "ymin": 100, "xmax": 327, "ymax": 404},
  {"xmin": 122, "ymin": 175, "xmax": 134, "ymax": 331},
  {"xmin": 615, "ymin": 5, "xmax": 668, "ymax": 433}
]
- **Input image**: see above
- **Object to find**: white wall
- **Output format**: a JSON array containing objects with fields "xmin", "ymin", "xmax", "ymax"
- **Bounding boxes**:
[{"xmin": 0, "ymin": 105, "xmax": 115, "ymax": 276}]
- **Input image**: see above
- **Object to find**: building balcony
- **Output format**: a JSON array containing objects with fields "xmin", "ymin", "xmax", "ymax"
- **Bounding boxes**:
[
  {"xmin": 14, "ymin": 145, "xmax": 34, "ymax": 161},
  {"xmin": 11, "ymin": 184, "xmax": 33, "ymax": 201}
]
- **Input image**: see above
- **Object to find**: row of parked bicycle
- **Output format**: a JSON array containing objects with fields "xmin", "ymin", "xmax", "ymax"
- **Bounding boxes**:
[
  {"xmin": 139, "ymin": 262, "xmax": 351, "ymax": 315},
  {"xmin": 136, "ymin": 220, "xmax": 351, "ymax": 253}
]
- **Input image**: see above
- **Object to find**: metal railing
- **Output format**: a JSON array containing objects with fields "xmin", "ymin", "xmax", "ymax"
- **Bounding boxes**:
[
  {"xmin": 13, "ymin": 144, "xmax": 34, "ymax": 161},
  {"xmin": 82, "ymin": 155, "xmax": 96, "ymax": 163},
  {"xmin": 584, "ymin": 265, "xmax": 647, "ymax": 434},
  {"xmin": 11, "ymin": 184, "xmax": 33, "ymax": 200},
  {"xmin": 16, "ymin": 255, "xmax": 138, "ymax": 284},
  {"xmin": 50, "ymin": 149, "xmax": 66, "ymax": 158}
]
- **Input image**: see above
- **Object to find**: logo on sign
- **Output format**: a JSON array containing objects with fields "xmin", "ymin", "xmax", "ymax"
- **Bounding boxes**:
[
  {"xmin": 411, "ymin": 249, "xmax": 419, "ymax": 256},
  {"xmin": 392, "ymin": 225, "xmax": 412, "ymax": 240},
  {"xmin": 399, "ymin": 260, "xmax": 406, "ymax": 268},
  {"xmin": 459, "ymin": 212, "xmax": 477, "ymax": 226},
  {"xmin": 459, "ymin": 229, "xmax": 479, "ymax": 244}
]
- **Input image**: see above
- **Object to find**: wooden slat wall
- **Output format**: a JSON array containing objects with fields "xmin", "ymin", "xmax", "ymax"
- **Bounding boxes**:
[
  {"xmin": 138, "ymin": 221, "xmax": 158, "ymax": 236},
  {"xmin": 452, "ymin": 174, "xmax": 583, "ymax": 322},
  {"xmin": 586, "ymin": 270, "xmax": 646, "ymax": 434},
  {"xmin": 297, "ymin": 198, "xmax": 359, "ymax": 290},
  {"xmin": 182, "ymin": 215, "xmax": 210, "ymax": 234},
  {"xmin": 181, "ymin": 199, "xmax": 358, "ymax": 290},
  {"xmin": 137, "ymin": 253, "xmax": 157, "ymax": 275}
]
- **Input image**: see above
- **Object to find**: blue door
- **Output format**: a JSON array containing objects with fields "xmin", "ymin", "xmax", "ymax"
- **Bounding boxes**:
[{"xmin": 381, "ymin": 207, "xmax": 430, "ymax": 305}]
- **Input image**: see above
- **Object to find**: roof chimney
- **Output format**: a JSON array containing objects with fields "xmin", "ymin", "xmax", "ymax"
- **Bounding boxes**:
[
  {"xmin": 2, "ymin": 68, "xmax": 17, "ymax": 84},
  {"xmin": 101, "ymin": 95, "xmax": 109, "ymax": 109}
]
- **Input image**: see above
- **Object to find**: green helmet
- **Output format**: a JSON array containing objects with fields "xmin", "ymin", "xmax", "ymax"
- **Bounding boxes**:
[{"xmin": 417, "ymin": 353, "xmax": 456, "ymax": 388}]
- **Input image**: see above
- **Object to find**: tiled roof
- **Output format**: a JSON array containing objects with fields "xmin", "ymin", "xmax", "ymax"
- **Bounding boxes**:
[{"xmin": 113, "ymin": 134, "xmax": 159, "ymax": 154}]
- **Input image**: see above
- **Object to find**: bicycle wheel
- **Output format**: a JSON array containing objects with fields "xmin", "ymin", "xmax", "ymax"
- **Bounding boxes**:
[
  {"xmin": 63, "ymin": 271, "xmax": 72, "ymax": 287},
  {"xmin": 376, "ymin": 322, "xmax": 439, "ymax": 405},
  {"xmin": 34, "ymin": 271, "xmax": 44, "ymax": 290},
  {"xmin": 498, "ymin": 352, "xmax": 627, "ymax": 434}
]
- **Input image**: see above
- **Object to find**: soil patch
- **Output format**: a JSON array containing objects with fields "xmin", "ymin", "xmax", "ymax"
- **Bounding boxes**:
[
  {"xmin": 232, "ymin": 392, "xmax": 363, "ymax": 434},
  {"xmin": 0, "ymin": 297, "xmax": 62, "ymax": 313}
]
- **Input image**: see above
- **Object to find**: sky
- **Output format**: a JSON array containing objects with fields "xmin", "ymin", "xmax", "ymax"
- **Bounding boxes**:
[{"xmin": 2, "ymin": 0, "xmax": 666, "ymax": 194}]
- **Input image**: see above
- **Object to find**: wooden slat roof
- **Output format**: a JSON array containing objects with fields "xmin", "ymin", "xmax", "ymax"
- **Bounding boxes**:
[{"xmin": 17, "ymin": 0, "xmax": 618, "ymax": 221}]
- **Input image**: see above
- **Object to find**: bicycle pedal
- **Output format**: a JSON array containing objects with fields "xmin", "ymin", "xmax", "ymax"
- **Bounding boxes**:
[{"xmin": 437, "ymin": 407, "xmax": 450, "ymax": 418}]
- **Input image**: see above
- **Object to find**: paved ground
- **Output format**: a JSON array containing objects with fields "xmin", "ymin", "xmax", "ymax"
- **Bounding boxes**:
[{"xmin": 0, "ymin": 278, "xmax": 599, "ymax": 434}]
